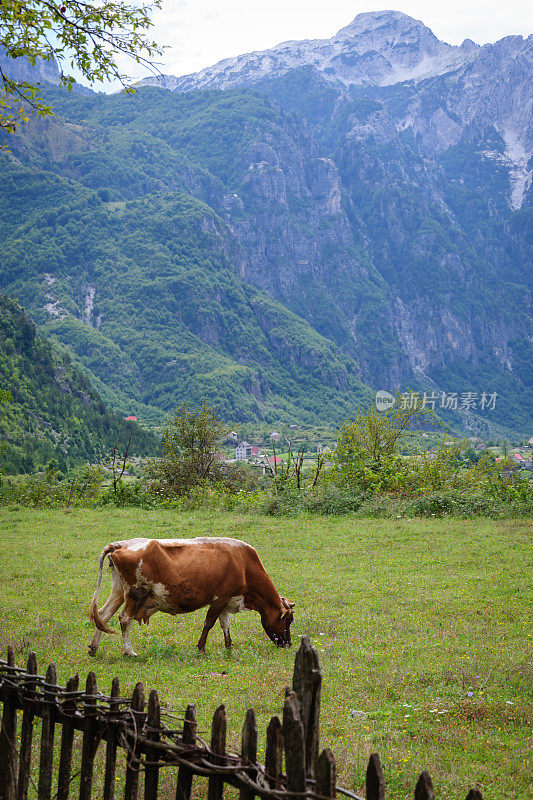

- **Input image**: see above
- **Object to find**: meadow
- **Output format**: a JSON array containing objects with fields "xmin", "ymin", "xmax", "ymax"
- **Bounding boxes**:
[{"xmin": 0, "ymin": 508, "xmax": 531, "ymax": 798}]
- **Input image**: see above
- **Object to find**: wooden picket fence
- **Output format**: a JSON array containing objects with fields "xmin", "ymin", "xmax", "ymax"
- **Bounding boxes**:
[{"xmin": 0, "ymin": 636, "xmax": 484, "ymax": 800}]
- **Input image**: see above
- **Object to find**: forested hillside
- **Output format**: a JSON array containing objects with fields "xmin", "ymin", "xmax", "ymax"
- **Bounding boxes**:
[
  {"xmin": 0, "ymin": 11, "xmax": 531, "ymax": 434},
  {"xmin": 0, "ymin": 146, "xmax": 372, "ymax": 424},
  {"xmin": 0, "ymin": 295, "xmax": 157, "ymax": 473}
]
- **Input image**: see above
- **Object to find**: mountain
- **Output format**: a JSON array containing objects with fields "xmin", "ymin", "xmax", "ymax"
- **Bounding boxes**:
[
  {"xmin": 0, "ymin": 50, "xmax": 61, "ymax": 86},
  {"xmin": 0, "ymin": 295, "xmax": 158, "ymax": 474},
  {"xmin": 0, "ymin": 11, "xmax": 531, "ymax": 434},
  {"xmin": 145, "ymin": 11, "xmax": 481, "ymax": 92},
  {"xmin": 142, "ymin": 11, "xmax": 532, "ymax": 210}
]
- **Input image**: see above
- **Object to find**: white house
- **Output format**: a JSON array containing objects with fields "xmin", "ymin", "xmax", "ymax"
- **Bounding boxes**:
[{"xmin": 236, "ymin": 441, "xmax": 252, "ymax": 460}]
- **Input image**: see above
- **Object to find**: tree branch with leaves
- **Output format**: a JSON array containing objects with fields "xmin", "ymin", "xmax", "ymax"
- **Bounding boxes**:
[{"xmin": 0, "ymin": 0, "xmax": 163, "ymax": 133}]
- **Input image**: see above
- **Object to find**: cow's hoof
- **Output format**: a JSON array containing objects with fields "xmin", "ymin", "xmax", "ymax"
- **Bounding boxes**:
[{"xmin": 88, "ymin": 644, "xmax": 97, "ymax": 657}]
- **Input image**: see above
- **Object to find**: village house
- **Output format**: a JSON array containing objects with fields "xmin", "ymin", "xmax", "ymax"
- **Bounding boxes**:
[{"xmin": 235, "ymin": 441, "xmax": 252, "ymax": 460}]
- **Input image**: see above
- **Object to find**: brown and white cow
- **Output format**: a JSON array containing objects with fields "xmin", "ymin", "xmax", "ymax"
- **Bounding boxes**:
[{"xmin": 89, "ymin": 537, "xmax": 295, "ymax": 655}]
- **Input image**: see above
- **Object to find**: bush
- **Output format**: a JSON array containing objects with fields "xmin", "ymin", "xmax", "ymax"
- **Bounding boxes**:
[
  {"xmin": 260, "ymin": 486, "xmax": 363, "ymax": 516},
  {"xmin": 406, "ymin": 492, "xmax": 457, "ymax": 517}
]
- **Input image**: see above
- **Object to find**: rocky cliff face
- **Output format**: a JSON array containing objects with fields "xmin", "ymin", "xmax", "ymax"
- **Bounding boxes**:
[
  {"xmin": 142, "ymin": 11, "xmax": 532, "ymax": 213},
  {"xmin": 138, "ymin": 11, "xmax": 532, "ymax": 429},
  {"xmin": 0, "ymin": 49, "xmax": 60, "ymax": 85}
]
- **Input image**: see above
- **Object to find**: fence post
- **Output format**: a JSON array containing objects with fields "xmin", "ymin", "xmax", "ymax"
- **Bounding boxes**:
[
  {"xmin": 366, "ymin": 753, "xmax": 385, "ymax": 800},
  {"xmin": 124, "ymin": 682, "xmax": 145, "ymax": 800},
  {"xmin": 414, "ymin": 772, "xmax": 435, "ymax": 800},
  {"xmin": 292, "ymin": 635, "xmax": 321, "ymax": 779},
  {"xmin": 145, "ymin": 690, "xmax": 161, "ymax": 800},
  {"xmin": 16, "ymin": 652, "xmax": 38, "ymax": 800},
  {"xmin": 207, "ymin": 704, "xmax": 226, "ymax": 800},
  {"xmin": 264, "ymin": 717, "xmax": 283, "ymax": 790},
  {"xmin": 283, "ymin": 689, "xmax": 306, "ymax": 795},
  {"xmin": 176, "ymin": 704, "xmax": 197, "ymax": 800},
  {"xmin": 79, "ymin": 672, "xmax": 98, "ymax": 800},
  {"xmin": 103, "ymin": 677, "xmax": 120, "ymax": 800},
  {"xmin": 315, "ymin": 748, "xmax": 336, "ymax": 799},
  {"xmin": 37, "ymin": 663, "xmax": 57, "ymax": 800},
  {"xmin": 0, "ymin": 646, "xmax": 18, "ymax": 800},
  {"xmin": 56, "ymin": 672, "xmax": 79, "ymax": 800},
  {"xmin": 239, "ymin": 709, "xmax": 257, "ymax": 800}
]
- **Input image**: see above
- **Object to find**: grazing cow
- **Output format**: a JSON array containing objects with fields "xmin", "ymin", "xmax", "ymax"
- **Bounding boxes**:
[{"xmin": 89, "ymin": 537, "xmax": 295, "ymax": 655}]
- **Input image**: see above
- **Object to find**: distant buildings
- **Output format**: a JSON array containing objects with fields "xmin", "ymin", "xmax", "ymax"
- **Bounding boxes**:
[{"xmin": 235, "ymin": 441, "xmax": 252, "ymax": 460}]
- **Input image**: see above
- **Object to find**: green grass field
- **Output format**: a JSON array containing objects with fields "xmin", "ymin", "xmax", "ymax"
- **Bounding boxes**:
[{"xmin": 0, "ymin": 508, "xmax": 531, "ymax": 798}]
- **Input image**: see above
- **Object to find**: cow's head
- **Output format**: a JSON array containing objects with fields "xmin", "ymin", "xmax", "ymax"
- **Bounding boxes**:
[{"xmin": 263, "ymin": 597, "xmax": 295, "ymax": 647}]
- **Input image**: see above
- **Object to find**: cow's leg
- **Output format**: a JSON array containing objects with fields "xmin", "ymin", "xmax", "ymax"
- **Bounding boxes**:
[
  {"xmin": 218, "ymin": 610, "xmax": 232, "ymax": 648},
  {"xmin": 119, "ymin": 604, "xmax": 137, "ymax": 657},
  {"xmin": 197, "ymin": 599, "xmax": 229, "ymax": 651},
  {"xmin": 88, "ymin": 591, "xmax": 124, "ymax": 656}
]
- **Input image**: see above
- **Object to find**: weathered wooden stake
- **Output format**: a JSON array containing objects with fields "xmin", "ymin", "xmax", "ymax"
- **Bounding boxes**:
[
  {"xmin": 265, "ymin": 717, "xmax": 283, "ymax": 789},
  {"xmin": 207, "ymin": 704, "xmax": 226, "ymax": 800},
  {"xmin": 103, "ymin": 678, "xmax": 120, "ymax": 800},
  {"xmin": 176, "ymin": 704, "xmax": 197, "ymax": 800},
  {"xmin": 366, "ymin": 753, "xmax": 385, "ymax": 800},
  {"xmin": 56, "ymin": 673, "xmax": 79, "ymax": 800},
  {"xmin": 16, "ymin": 652, "xmax": 38, "ymax": 800},
  {"xmin": 292, "ymin": 635, "xmax": 322, "ymax": 779},
  {"xmin": 264, "ymin": 716, "xmax": 283, "ymax": 790},
  {"xmin": 0, "ymin": 647, "xmax": 17, "ymax": 800},
  {"xmin": 239, "ymin": 708, "xmax": 257, "ymax": 800},
  {"xmin": 315, "ymin": 748, "xmax": 336, "ymax": 798},
  {"xmin": 79, "ymin": 672, "xmax": 98, "ymax": 800},
  {"xmin": 415, "ymin": 771, "xmax": 435, "ymax": 800},
  {"xmin": 37, "ymin": 663, "xmax": 57, "ymax": 800},
  {"xmin": 144, "ymin": 690, "xmax": 161, "ymax": 800},
  {"xmin": 283, "ymin": 689, "xmax": 306, "ymax": 795},
  {"xmin": 124, "ymin": 682, "xmax": 145, "ymax": 800}
]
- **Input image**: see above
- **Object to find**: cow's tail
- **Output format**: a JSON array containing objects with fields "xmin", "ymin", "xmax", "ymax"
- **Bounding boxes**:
[{"xmin": 90, "ymin": 544, "xmax": 119, "ymax": 635}]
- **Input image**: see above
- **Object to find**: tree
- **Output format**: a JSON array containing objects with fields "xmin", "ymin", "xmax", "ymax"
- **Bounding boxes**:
[
  {"xmin": 0, "ymin": 0, "xmax": 162, "ymax": 134},
  {"xmin": 333, "ymin": 395, "xmax": 431, "ymax": 493},
  {"xmin": 145, "ymin": 404, "xmax": 227, "ymax": 497}
]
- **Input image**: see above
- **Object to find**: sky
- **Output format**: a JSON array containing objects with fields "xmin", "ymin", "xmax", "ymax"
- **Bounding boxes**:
[{"xmin": 129, "ymin": 0, "xmax": 533, "ymax": 83}]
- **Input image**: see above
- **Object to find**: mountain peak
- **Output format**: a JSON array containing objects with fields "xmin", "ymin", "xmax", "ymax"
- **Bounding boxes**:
[
  {"xmin": 336, "ymin": 9, "xmax": 432, "ymax": 35},
  {"xmin": 140, "ymin": 10, "xmax": 481, "ymax": 93}
]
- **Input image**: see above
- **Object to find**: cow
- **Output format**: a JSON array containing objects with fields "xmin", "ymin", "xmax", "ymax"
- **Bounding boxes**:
[{"xmin": 89, "ymin": 537, "xmax": 295, "ymax": 655}]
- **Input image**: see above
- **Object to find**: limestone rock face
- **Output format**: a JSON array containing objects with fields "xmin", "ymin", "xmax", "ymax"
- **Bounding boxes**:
[{"xmin": 0, "ymin": 49, "xmax": 60, "ymax": 85}]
